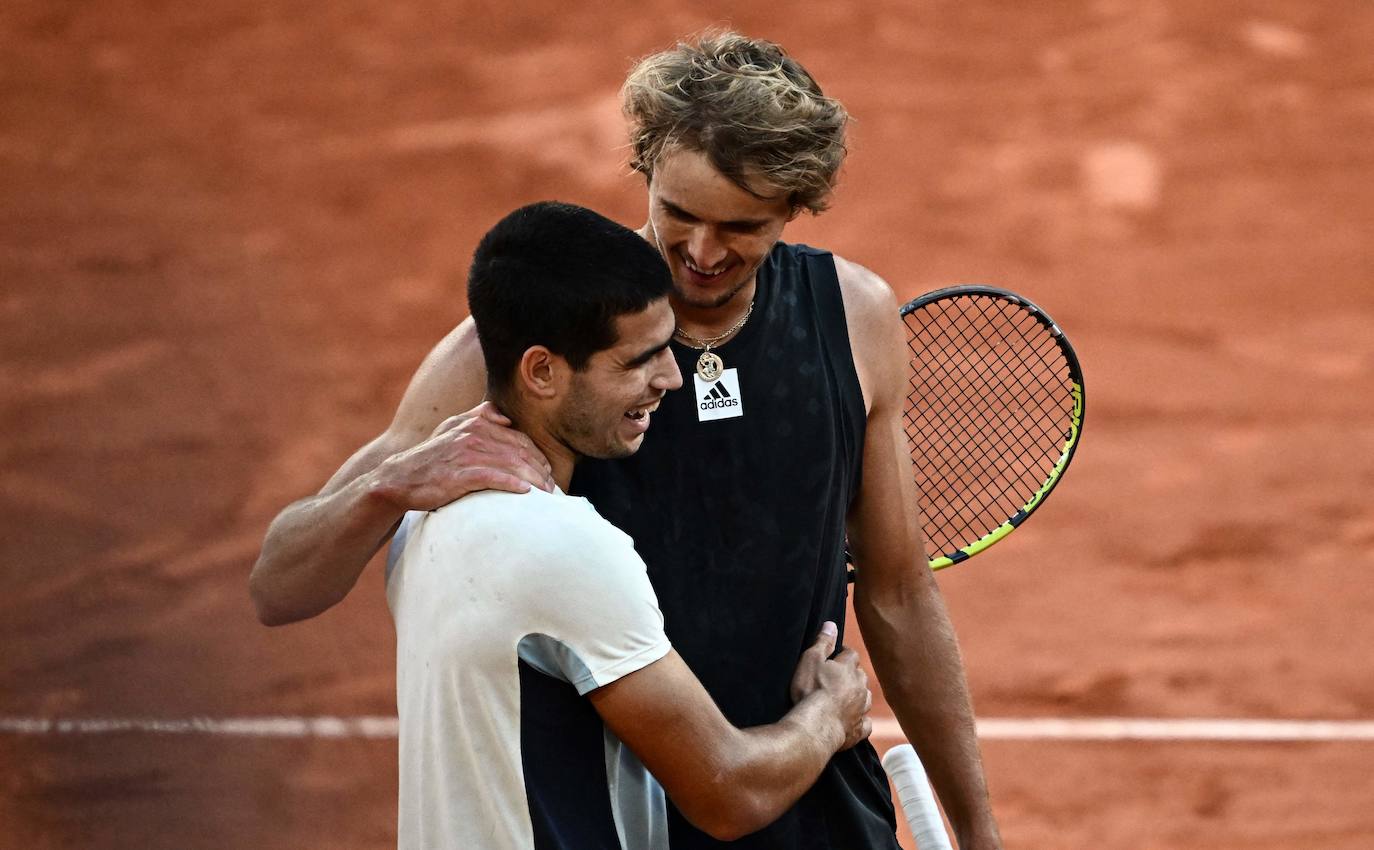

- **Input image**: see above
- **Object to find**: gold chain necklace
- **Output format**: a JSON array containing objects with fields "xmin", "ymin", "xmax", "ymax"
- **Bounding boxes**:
[{"xmin": 674, "ymin": 300, "xmax": 754, "ymax": 381}]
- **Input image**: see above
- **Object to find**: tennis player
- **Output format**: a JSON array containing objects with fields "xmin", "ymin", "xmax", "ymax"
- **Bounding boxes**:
[
  {"xmin": 387, "ymin": 201, "xmax": 872, "ymax": 849},
  {"xmin": 252, "ymin": 33, "xmax": 1001, "ymax": 850}
]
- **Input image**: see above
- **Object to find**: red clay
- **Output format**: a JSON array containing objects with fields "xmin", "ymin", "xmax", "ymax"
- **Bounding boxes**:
[{"xmin": 3, "ymin": 2, "xmax": 1372, "ymax": 848}]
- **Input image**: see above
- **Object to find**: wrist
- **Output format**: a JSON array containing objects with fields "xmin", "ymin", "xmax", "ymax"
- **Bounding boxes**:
[
  {"xmin": 358, "ymin": 459, "xmax": 411, "ymax": 513},
  {"xmin": 953, "ymin": 814, "xmax": 1002, "ymax": 850},
  {"xmin": 791, "ymin": 691, "xmax": 845, "ymax": 753}
]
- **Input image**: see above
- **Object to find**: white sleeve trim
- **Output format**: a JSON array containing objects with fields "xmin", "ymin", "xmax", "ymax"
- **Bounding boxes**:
[{"xmin": 578, "ymin": 637, "xmax": 673, "ymax": 694}]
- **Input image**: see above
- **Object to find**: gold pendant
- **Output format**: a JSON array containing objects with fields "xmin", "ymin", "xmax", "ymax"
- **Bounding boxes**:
[{"xmin": 696, "ymin": 351, "xmax": 724, "ymax": 382}]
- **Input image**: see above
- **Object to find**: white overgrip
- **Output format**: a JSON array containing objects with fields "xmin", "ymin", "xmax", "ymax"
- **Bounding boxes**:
[{"xmin": 882, "ymin": 744, "xmax": 954, "ymax": 850}]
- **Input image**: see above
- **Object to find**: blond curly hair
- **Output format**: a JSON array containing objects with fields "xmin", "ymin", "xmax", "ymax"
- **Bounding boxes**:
[{"xmin": 621, "ymin": 32, "xmax": 849, "ymax": 214}]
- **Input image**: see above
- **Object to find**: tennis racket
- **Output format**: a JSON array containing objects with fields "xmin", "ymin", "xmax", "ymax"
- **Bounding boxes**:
[
  {"xmin": 882, "ymin": 744, "xmax": 954, "ymax": 850},
  {"xmin": 903, "ymin": 284, "xmax": 1085, "ymax": 570},
  {"xmin": 870, "ymin": 286, "xmax": 1083, "ymax": 847},
  {"xmin": 846, "ymin": 284, "xmax": 1085, "ymax": 575}
]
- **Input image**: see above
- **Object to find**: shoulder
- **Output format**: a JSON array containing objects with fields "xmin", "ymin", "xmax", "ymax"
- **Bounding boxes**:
[
  {"xmin": 832, "ymin": 254, "xmax": 901, "ymax": 326},
  {"xmin": 435, "ymin": 488, "xmax": 640, "ymax": 571},
  {"xmin": 829, "ymin": 254, "xmax": 905, "ymax": 413},
  {"xmin": 776, "ymin": 242, "xmax": 898, "ymax": 329},
  {"xmin": 386, "ymin": 317, "xmax": 488, "ymax": 444},
  {"xmin": 425, "ymin": 487, "xmax": 592, "ymax": 537},
  {"xmin": 396, "ymin": 489, "xmax": 649, "ymax": 611},
  {"xmin": 407, "ymin": 317, "xmax": 485, "ymax": 396}
]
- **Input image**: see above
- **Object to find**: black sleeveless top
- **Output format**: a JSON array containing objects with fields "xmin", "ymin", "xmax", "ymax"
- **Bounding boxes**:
[{"xmin": 572, "ymin": 243, "xmax": 900, "ymax": 849}]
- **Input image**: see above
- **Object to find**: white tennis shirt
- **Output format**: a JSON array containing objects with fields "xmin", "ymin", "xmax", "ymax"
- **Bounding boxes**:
[{"xmin": 386, "ymin": 487, "xmax": 673, "ymax": 850}]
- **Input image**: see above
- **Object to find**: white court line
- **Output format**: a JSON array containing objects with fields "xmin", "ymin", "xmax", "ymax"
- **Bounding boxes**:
[
  {"xmin": 890, "ymin": 717, "xmax": 1374, "ymax": 742},
  {"xmin": 0, "ymin": 716, "xmax": 399, "ymax": 738},
  {"xmin": 5, "ymin": 716, "xmax": 1374, "ymax": 742}
]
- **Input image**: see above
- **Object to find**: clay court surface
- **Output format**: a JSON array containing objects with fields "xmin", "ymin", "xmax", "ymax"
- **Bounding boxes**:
[{"xmin": 2, "ymin": 2, "xmax": 1372, "ymax": 848}]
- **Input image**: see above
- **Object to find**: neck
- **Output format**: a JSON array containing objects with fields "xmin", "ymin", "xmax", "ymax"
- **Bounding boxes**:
[
  {"xmin": 534, "ymin": 435, "xmax": 576, "ymax": 493},
  {"xmin": 493, "ymin": 398, "xmax": 577, "ymax": 492},
  {"xmin": 670, "ymin": 281, "xmax": 757, "ymax": 341}
]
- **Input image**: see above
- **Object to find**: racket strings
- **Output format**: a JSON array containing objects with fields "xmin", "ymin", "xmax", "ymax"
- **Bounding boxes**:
[
  {"xmin": 904, "ymin": 295, "xmax": 1075, "ymax": 557},
  {"xmin": 912, "ymin": 352, "xmax": 1066, "ymax": 528},
  {"xmin": 910, "ymin": 334, "xmax": 1068, "ymax": 544}
]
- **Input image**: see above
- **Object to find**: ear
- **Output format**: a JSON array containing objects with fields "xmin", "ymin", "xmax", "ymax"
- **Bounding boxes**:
[{"xmin": 516, "ymin": 345, "xmax": 565, "ymax": 400}]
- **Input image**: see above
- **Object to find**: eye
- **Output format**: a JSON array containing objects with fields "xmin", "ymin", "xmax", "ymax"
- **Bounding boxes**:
[
  {"xmin": 664, "ymin": 205, "xmax": 698, "ymax": 223},
  {"xmin": 725, "ymin": 222, "xmax": 764, "ymax": 234}
]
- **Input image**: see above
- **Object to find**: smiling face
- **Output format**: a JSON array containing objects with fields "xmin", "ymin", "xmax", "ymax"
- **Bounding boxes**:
[
  {"xmin": 555, "ymin": 298, "xmax": 682, "ymax": 460},
  {"xmin": 643, "ymin": 148, "xmax": 796, "ymax": 312}
]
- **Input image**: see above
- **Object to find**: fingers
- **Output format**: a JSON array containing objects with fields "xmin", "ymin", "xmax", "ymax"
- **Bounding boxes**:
[
  {"xmin": 460, "ymin": 468, "xmax": 534, "ymax": 496},
  {"xmin": 473, "ymin": 400, "xmax": 511, "ymax": 425},
  {"xmin": 431, "ymin": 406, "xmax": 484, "ymax": 437},
  {"xmin": 846, "ymin": 685, "xmax": 874, "ymax": 749},
  {"xmin": 490, "ymin": 448, "xmax": 555, "ymax": 493},
  {"xmin": 847, "ymin": 659, "xmax": 870, "ymax": 712},
  {"xmin": 838, "ymin": 687, "xmax": 874, "ymax": 751},
  {"xmin": 448, "ymin": 400, "xmax": 511, "ymax": 427},
  {"xmin": 445, "ymin": 465, "xmax": 549, "ymax": 499},
  {"xmin": 432, "ymin": 403, "xmax": 518, "ymax": 446},
  {"xmin": 424, "ymin": 409, "xmax": 555, "ymax": 492},
  {"xmin": 810, "ymin": 620, "xmax": 838, "ymax": 658},
  {"xmin": 467, "ymin": 420, "xmax": 554, "ymax": 484},
  {"xmin": 791, "ymin": 621, "xmax": 839, "ymax": 703}
]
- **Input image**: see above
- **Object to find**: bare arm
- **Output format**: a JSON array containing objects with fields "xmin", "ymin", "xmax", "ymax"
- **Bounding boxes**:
[
  {"xmin": 249, "ymin": 320, "xmax": 554, "ymax": 625},
  {"xmin": 588, "ymin": 625, "xmax": 872, "ymax": 842},
  {"xmin": 837, "ymin": 257, "xmax": 1002, "ymax": 850}
]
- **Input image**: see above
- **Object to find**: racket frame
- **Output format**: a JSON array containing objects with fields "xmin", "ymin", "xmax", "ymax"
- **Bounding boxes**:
[{"xmin": 900, "ymin": 284, "xmax": 1086, "ymax": 571}]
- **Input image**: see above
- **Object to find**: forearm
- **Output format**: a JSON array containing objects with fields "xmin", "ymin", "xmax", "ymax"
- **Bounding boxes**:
[
  {"xmin": 856, "ymin": 582, "xmax": 999, "ymax": 848},
  {"xmin": 839, "ymin": 258, "xmax": 1001, "ymax": 847},
  {"xmin": 249, "ymin": 468, "xmax": 403, "ymax": 625},
  {"xmin": 738, "ymin": 694, "xmax": 844, "ymax": 819},
  {"xmin": 596, "ymin": 635, "xmax": 867, "ymax": 842},
  {"xmin": 702, "ymin": 693, "xmax": 844, "ymax": 839}
]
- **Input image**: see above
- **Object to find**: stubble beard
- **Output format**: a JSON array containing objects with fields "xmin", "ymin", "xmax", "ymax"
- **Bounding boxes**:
[
  {"xmin": 556, "ymin": 382, "xmax": 635, "ymax": 463},
  {"xmin": 647, "ymin": 222, "xmax": 761, "ymax": 314},
  {"xmin": 671, "ymin": 276, "xmax": 751, "ymax": 311},
  {"xmin": 669, "ymin": 252, "xmax": 768, "ymax": 312}
]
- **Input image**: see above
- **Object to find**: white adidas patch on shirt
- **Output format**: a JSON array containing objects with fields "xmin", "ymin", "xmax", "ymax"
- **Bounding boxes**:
[{"xmin": 694, "ymin": 368, "xmax": 744, "ymax": 422}]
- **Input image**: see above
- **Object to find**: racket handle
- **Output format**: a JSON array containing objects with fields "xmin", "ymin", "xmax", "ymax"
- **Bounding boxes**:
[{"xmin": 882, "ymin": 744, "xmax": 954, "ymax": 850}]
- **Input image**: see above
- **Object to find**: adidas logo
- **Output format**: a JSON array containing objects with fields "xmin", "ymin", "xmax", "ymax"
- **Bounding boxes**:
[
  {"xmin": 693, "ymin": 367, "xmax": 743, "ymax": 422},
  {"xmin": 699, "ymin": 381, "xmax": 740, "ymax": 410}
]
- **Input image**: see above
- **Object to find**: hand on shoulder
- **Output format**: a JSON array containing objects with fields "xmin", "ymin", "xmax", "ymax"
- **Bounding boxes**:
[{"xmin": 371, "ymin": 401, "xmax": 555, "ymax": 511}]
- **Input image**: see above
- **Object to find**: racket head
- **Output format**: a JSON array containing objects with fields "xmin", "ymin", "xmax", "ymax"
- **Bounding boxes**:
[{"xmin": 902, "ymin": 285, "xmax": 1085, "ymax": 570}]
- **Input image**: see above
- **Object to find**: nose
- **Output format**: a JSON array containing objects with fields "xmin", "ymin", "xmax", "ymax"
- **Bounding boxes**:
[
  {"xmin": 655, "ymin": 349, "xmax": 684, "ymax": 391},
  {"xmin": 686, "ymin": 225, "xmax": 727, "ymax": 270}
]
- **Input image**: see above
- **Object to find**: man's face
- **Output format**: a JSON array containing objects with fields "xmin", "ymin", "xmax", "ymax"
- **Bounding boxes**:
[
  {"xmin": 556, "ymin": 299, "xmax": 682, "ymax": 460},
  {"xmin": 644, "ymin": 148, "xmax": 796, "ymax": 311}
]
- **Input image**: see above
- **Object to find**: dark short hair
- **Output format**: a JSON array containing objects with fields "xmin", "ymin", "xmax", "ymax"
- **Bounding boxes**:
[{"xmin": 468, "ymin": 201, "xmax": 672, "ymax": 400}]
